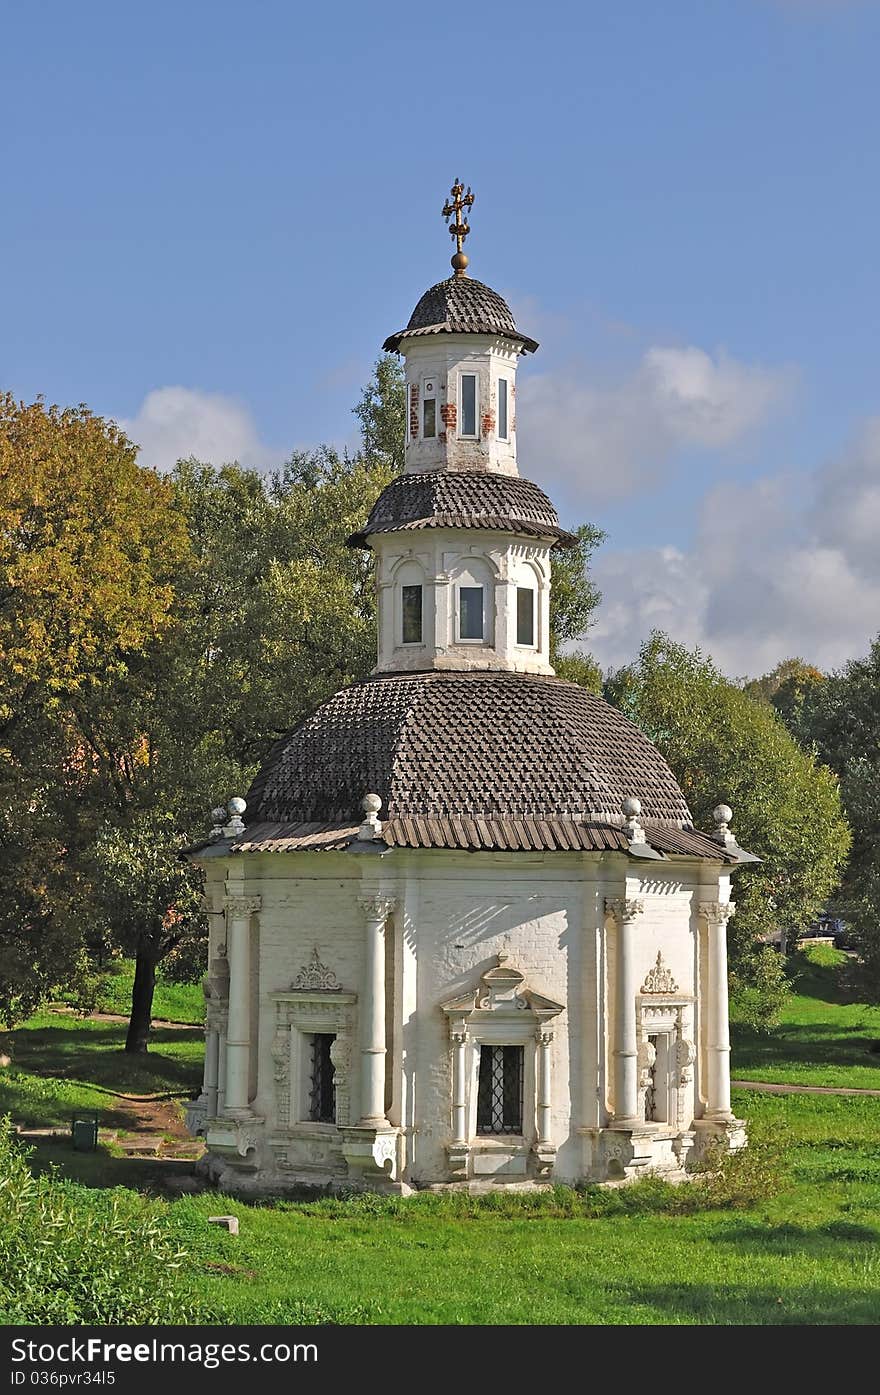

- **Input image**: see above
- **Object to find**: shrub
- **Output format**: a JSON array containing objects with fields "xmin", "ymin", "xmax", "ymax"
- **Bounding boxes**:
[{"xmin": 0, "ymin": 1117, "xmax": 212, "ymax": 1323}]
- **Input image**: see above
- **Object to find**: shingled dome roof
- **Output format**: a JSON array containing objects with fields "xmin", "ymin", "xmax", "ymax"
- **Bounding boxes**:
[
  {"xmin": 245, "ymin": 671, "xmax": 694, "ymax": 830},
  {"xmin": 383, "ymin": 275, "xmax": 539, "ymax": 354},
  {"xmin": 347, "ymin": 470, "xmax": 578, "ymax": 549}
]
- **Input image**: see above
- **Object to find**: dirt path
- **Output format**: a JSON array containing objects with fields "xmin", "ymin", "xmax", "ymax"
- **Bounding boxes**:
[
  {"xmin": 732, "ymin": 1078, "xmax": 880, "ymax": 1097},
  {"xmin": 47, "ymin": 1006, "xmax": 200, "ymax": 1031}
]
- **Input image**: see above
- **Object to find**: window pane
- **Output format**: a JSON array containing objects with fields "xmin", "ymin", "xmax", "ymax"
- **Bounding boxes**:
[
  {"xmin": 498, "ymin": 378, "xmax": 508, "ymax": 439},
  {"xmin": 461, "ymin": 374, "xmax": 477, "ymax": 436},
  {"xmin": 459, "ymin": 585, "xmax": 484, "ymax": 640},
  {"xmin": 516, "ymin": 587, "xmax": 535, "ymax": 646},
  {"xmin": 308, "ymin": 1033, "xmax": 336, "ymax": 1124},
  {"xmin": 423, "ymin": 398, "xmax": 436, "ymax": 438},
  {"xmin": 477, "ymin": 1044, "xmax": 524, "ymax": 1135},
  {"xmin": 402, "ymin": 584, "xmax": 423, "ymax": 644}
]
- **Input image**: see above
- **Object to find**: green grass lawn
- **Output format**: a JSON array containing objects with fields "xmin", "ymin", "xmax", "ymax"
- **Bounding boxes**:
[
  {"xmin": 3, "ymin": 947, "xmax": 880, "ymax": 1324},
  {"xmin": 0, "ymin": 1011, "xmax": 203, "ymax": 1129},
  {"xmin": 732, "ymin": 946, "xmax": 880, "ymax": 1088},
  {"xmin": 163, "ymin": 1089, "xmax": 880, "ymax": 1324}
]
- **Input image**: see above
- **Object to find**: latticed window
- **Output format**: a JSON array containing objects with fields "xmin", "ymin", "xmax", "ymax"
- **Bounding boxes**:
[
  {"xmin": 308, "ymin": 1033, "xmax": 336, "ymax": 1123},
  {"xmin": 476, "ymin": 1044, "xmax": 524, "ymax": 1135}
]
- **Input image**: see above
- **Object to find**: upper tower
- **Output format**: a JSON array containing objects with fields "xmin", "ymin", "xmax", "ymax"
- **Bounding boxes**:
[
  {"xmin": 383, "ymin": 180, "xmax": 538, "ymax": 478},
  {"xmin": 354, "ymin": 183, "xmax": 571, "ymax": 678}
]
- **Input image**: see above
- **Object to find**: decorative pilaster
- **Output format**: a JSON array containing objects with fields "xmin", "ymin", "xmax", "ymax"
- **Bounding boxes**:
[
  {"xmin": 223, "ymin": 894, "xmax": 261, "ymax": 1116},
  {"xmin": 450, "ymin": 1025, "xmax": 468, "ymax": 1147},
  {"xmin": 605, "ymin": 898, "xmax": 645, "ymax": 1126},
  {"xmin": 699, "ymin": 900, "xmax": 735, "ymax": 1122},
  {"xmin": 356, "ymin": 893, "xmax": 397, "ymax": 1127}
]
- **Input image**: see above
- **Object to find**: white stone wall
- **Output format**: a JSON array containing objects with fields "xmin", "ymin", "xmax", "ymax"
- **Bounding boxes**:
[
  {"xmin": 372, "ymin": 529, "xmax": 553, "ymax": 675},
  {"xmin": 197, "ymin": 847, "xmax": 726, "ymax": 1190},
  {"xmin": 403, "ymin": 336, "xmax": 521, "ymax": 476}
]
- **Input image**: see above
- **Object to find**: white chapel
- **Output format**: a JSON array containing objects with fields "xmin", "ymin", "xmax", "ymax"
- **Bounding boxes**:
[{"xmin": 187, "ymin": 184, "xmax": 753, "ymax": 1192}]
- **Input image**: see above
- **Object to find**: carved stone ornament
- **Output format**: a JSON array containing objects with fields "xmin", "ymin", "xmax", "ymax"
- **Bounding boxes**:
[
  {"xmin": 699, "ymin": 900, "xmax": 735, "ymax": 929},
  {"xmin": 291, "ymin": 947, "xmax": 340, "ymax": 992},
  {"xmin": 677, "ymin": 1038, "xmax": 697, "ymax": 1086},
  {"xmin": 605, "ymin": 897, "xmax": 645, "ymax": 924},
  {"xmin": 641, "ymin": 951, "xmax": 679, "ymax": 995},
  {"xmin": 358, "ymin": 893, "xmax": 398, "ymax": 921},
  {"xmin": 223, "ymin": 894, "xmax": 262, "ymax": 918}
]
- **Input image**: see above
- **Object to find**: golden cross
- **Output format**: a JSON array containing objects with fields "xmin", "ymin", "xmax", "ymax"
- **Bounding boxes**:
[{"xmin": 442, "ymin": 179, "xmax": 475, "ymax": 270}]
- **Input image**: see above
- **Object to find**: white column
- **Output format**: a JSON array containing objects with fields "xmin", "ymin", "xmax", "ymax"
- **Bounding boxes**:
[
  {"xmin": 450, "ymin": 1026, "xmax": 467, "ymax": 1146},
  {"xmin": 701, "ymin": 901, "xmax": 735, "ymax": 1121},
  {"xmin": 606, "ymin": 898, "xmax": 644, "ymax": 1126},
  {"xmin": 536, "ymin": 1028, "xmax": 554, "ymax": 1145},
  {"xmin": 357, "ymin": 893, "xmax": 397, "ymax": 1127},
  {"xmin": 204, "ymin": 1025, "xmax": 220, "ymax": 1118},
  {"xmin": 223, "ymin": 894, "xmax": 261, "ymax": 1116}
]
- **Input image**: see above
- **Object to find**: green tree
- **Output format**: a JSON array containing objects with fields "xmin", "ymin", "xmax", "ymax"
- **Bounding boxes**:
[
  {"xmin": 88, "ymin": 813, "xmax": 206, "ymax": 1053},
  {"xmin": 0, "ymin": 396, "xmax": 188, "ymax": 1023},
  {"xmin": 550, "ymin": 523, "xmax": 605, "ymax": 690},
  {"xmin": 794, "ymin": 638, "xmax": 880, "ymax": 995},
  {"xmin": 605, "ymin": 633, "xmax": 851, "ymax": 1026},
  {"xmin": 353, "ymin": 355, "xmax": 406, "ymax": 474},
  {"xmin": 744, "ymin": 657, "xmax": 826, "ymax": 748}
]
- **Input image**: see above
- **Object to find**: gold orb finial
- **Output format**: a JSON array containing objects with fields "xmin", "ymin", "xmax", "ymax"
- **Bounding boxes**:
[{"xmin": 442, "ymin": 178, "xmax": 475, "ymax": 275}]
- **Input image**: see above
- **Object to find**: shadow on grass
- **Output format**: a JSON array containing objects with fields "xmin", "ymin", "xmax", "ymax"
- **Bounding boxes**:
[
  {"xmin": 716, "ymin": 1219, "xmax": 880, "ymax": 1253},
  {"xmin": 619, "ymin": 1280, "xmax": 880, "ymax": 1325},
  {"xmin": 788, "ymin": 952, "xmax": 852, "ymax": 1006},
  {"xmin": 732, "ymin": 1022, "xmax": 880, "ymax": 1070},
  {"xmin": 7, "ymin": 1023, "xmax": 203, "ymax": 1094},
  {"xmin": 25, "ymin": 1139, "xmax": 201, "ymax": 1194}
]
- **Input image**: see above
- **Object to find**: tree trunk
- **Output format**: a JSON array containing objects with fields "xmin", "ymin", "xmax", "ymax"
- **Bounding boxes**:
[{"xmin": 126, "ymin": 951, "xmax": 158, "ymax": 1054}]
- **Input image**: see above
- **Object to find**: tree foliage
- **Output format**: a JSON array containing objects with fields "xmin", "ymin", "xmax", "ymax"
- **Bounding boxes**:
[
  {"xmin": 550, "ymin": 523, "xmax": 605, "ymax": 691},
  {"xmin": 791, "ymin": 637, "xmax": 880, "ymax": 995},
  {"xmin": 87, "ymin": 814, "xmax": 206, "ymax": 1052},
  {"xmin": 744, "ymin": 657, "xmax": 826, "ymax": 747},
  {"xmin": 0, "ymin": 397, "xmax": 188, "ymax": 1023},
  {"xmin": 605, "ymin": 633, "xmax": 851, "ymax": 1024},
  {"xmin": 0, "ymin": 394, "xmax": 186, "ymax": 727}
]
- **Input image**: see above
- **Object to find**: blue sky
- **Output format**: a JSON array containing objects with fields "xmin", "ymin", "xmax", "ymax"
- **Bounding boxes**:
[{"xmin": 3, "ymin": 0, "xmax": 879, "ymax": 676}]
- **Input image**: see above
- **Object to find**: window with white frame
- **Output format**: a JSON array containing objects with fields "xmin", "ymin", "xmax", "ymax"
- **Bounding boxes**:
[
  {"xmin": 422, "ymin": 377, "xmax": 437, "ymax": 439},
  {"xmin": 458, "ymin": 584, "xmax": 484, "ymax": 641},
  {"xmin": 516, "ymin": 586, "xmax": 535, "ymax": 646},
  {"xmin": 497, "ymin": 378, "xmax": 509, "ymax": 440},
  {"xmin": 459, "ymin": 373, "xmax": 477, "ymax": 437},
  {"xmin": 401, "ymin": 584, "xmax": 423, "ymax": 644}
]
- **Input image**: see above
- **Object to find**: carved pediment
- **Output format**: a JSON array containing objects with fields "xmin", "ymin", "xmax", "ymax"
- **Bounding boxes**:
[
  {"xmin": 291, "ymin": 947, "xmax": 340, "ymax": 992},
  {"xmin": 441, "ymin": 954, "xmax": 564, "ymax": 1023}
]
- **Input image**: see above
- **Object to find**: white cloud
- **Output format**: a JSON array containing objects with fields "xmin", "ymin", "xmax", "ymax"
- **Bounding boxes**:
[
  {"xmin": 119, "ymin": 387, "xmax": 279, "ymax": 473},
  {"xmin": 517, "ymin": 344, "xmax": 794, "ymax": 507},
  {"xmin": 588, "ymin": 417, "xmax": 880, "ymax": 678}
]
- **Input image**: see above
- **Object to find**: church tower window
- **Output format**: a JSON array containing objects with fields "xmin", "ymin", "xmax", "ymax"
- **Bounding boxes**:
[
  {"xmin": 497, "ymin": 378, "xmax": 509, "ymax": 440},
  {"xmin": 516, "ymin": 587, "xmax": 535, "ymax": 646},
  {"xmin": 460, "ymin": 373, "xmax": 478, "ymax": 437},
  {"xmin": 422, "ymin": 378, "xmax": 437, "ymax": 438},
  {"xmin": 307, "ymin": 1032, "xmax": 336, "ymax": 1124},
  {"xmin": 458, "ymin": 585, "xmax": 484, "ymax": 641},
  {"xmin": 476, "ymin": 1044, "xmax": 524, "ymax": 1135},
  {"xmin": 402, "ymin": 584, "xmax": 423, "ymax": 644}
]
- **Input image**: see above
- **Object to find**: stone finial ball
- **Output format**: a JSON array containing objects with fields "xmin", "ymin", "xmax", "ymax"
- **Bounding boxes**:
[
  {"xmin": 211, "ymin": 807, "xmax": 227, "ymax": 824},
  {"xmin": 362, "ymin": 792, "xmax": 383, "ymax": 815},
  {"xmin": 228, "ymin": 796, "xmax": 247, "ymax": 817},
  {"xmin": 621, "ymin": 796, "xmax": 642, "ymax": 818},
  {"xmin": 714, "ymin": 803, "xmax": 733, "ymax": 825}
]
